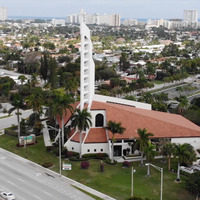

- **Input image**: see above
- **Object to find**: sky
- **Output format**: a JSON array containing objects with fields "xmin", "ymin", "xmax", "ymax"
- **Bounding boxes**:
[{"xmin": 2, "ymin": 0, "xmax": 200, "ymax": 19}]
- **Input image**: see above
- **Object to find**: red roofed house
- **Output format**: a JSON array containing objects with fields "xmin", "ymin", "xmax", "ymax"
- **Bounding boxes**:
[{"xmin": 58, "ymin": 21, "xmax": 200, "ymax": 159}]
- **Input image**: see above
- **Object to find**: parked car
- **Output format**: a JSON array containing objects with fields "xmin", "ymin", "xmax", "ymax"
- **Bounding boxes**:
[{"xmin": 0, "ymin": 192, "xmax": 15, "ymax": 200}]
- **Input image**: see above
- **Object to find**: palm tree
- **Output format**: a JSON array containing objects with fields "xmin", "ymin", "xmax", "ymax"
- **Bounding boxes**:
[
  {"xmin": 186, "ymin": 172, "xmax": 200, "ymax": 200},
  {"xmin": 25, "ymin": 88, "xmax": 44, "ymax": 115},
  {"xmin": 173, "ymin": 143, "xmax": 196, "ymax": 182},
  {"xmin": 136, "ymin": 128, "xmax": 154, "ymax": 166},
  {"xmin": 71, "ymin": 108, "xmax": 92, "ymax": 158},
  {"xmin": 106, "ymin": 121, "xmax": 126, "ymax": 163},
  {"xmin": 163, "ymin": 142, "xmax": 175, "ymax": 171},
  {"xmin": 144, "ymin": 142, "xmax": 157, "ymax": 176},
  {"xmin": 53, "ymin": 89, "xmax": 74, "ymax": 146},
  {"xmin": 176, "ymin": 95, "xmax": 189, "ymax": 115},
  {"xmin": 9, "ymin": 93, "xmax": 23, "ymax": 139}
]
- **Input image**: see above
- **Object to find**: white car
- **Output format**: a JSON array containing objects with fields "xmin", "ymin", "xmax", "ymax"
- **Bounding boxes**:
[{"xmin": 0, "ymin": 192, "xmax": 15, "ymax": 200}]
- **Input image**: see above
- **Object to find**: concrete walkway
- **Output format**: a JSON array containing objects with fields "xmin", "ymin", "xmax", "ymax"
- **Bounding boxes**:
[{"xmin": 42, "ymin": 121, "xmax": 53, "ymax": 147}]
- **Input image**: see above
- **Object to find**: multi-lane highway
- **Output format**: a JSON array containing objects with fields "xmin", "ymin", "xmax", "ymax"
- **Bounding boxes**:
[{"xmin": 0, "ymin": 148, "xmax": 94, "ymax": 200}]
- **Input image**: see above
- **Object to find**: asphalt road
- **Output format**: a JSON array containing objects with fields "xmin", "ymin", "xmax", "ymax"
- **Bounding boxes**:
[
  {"xmin": 0, "ymin": 109, "xmax": 32, "ymax": 130},
  {"xmin": 0, "ymin": 148, "xmax": 94, "ymax": 200}
]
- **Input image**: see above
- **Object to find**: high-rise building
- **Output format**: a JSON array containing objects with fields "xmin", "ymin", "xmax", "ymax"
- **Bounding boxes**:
[
  {"xmin": 0, "ymin": 6, "xmax": 7, "ymax": 21},
  {"xmin": 184, "ymin": 10, "xmax": 198, "ymax": 22},
  {"xmin": 109, "ymin": 14, "xmax": 121, "ymax": 26},
  {"xmin": 67, "ymin": 9, "xmax": 121, "ymax": 26},
  {"xmin": 123, "ymin": 19, "xmax": 138, "ymax": 26},
  {"xmin": 51, "ymin": 19, "xmax": 66, "ymax": 26}
]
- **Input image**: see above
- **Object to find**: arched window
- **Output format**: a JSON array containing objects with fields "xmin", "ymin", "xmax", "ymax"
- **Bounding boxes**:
[{"xmin": 95, "ymin": 114, "xmax": 104, "ymax": 127}]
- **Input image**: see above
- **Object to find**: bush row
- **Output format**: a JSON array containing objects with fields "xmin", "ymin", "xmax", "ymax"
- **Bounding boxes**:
[
  {"xmin": 5, "ymin": 127, "xmax": 17, "ymax": 137},
  {"xmin": 105, "ymin": 158, "xmax": 117, "ymax": 165},
  {"xmin": 82, "ymin": 153, "xmax": 108, "ymax": 160}
]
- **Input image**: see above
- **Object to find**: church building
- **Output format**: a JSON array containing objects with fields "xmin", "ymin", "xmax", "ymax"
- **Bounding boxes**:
[{"xmin": 57, "ymin": 21, "xmax": 200, "ymax": 159}]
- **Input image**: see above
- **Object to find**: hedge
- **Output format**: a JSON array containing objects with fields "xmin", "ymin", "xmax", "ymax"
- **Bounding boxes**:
[{"xmin": 82, "ymin": 153, "xmax": 108, "ymax": 160}]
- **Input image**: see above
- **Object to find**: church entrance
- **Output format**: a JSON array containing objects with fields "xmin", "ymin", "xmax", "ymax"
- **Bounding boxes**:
[{"xmin": 114, "ymin": 145, "xmax": 122, "ymax": 157}]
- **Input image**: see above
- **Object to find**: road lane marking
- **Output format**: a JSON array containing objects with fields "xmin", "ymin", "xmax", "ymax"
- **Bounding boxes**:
[
  {"xmin": 33, "ymin": 195, "xmax": 43, "ymax": 200},
  {"xmin": 43, "ymin": 191, "xmax": 52, "ymax": 196},
  {"xmin": 7, "ymin": 180, "xmax": 16, "ymax": 186},
  {"xmin": 17, "ymin": 178, "xmax": 25, "ymax": 182}
]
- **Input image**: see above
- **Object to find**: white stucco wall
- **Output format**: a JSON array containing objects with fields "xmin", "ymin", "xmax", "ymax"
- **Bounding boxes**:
[
  {"xmin": 171, "ymin": 137, "xmax": 200, "ymax": 150},
  {"xmin": 82, "ymin": 143, "xmax": 109, "ymax": 155},
  {"xmin": 90, "ymin": 110, "xmax": 106, "ymax": 128},
  {"xmin": 65, "ymin": 140, "xmax": 110, "ymax": 155},
  {"xmin": 65, "ymin": 141, "xmax": 80, "ymax": 152}
]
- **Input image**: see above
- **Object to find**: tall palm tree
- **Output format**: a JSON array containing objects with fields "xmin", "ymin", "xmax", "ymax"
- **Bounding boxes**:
[
  {"xmin": 106, "ymin": 121, "xmax": 126, "ymax": 163},
  {"xmin": 71, "ymin": 108, "xmax": 92, "ymax": 158},
  {"xmin": 174, "ymin": 143, "xmax": 196, "ymax": 182},
  {"xmin": 9, "ymin": 93, "xmax": 23, "ymax": 139},
  {"xmin": 136, "ymin": 128, "xmax": 154, "ymax": 166},
  {"xmin": 25, "ymin": 87, "xmax": 44, "ymax": 115},
  {"xmin": 53, "ymin": 89, "xmax": 74, "ymax": 146},
  {"xmin": 144, "ymin": 142, "xmax": 157, "ymax": 176},
  {"xmin": 163, "ymin": 142, "xmax": 175, "ymax": 171}
]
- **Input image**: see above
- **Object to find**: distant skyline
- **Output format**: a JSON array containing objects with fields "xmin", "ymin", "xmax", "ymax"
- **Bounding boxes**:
[{"xmin": 1, "ymin": 0, "xmax": 200, "ymax": 19}]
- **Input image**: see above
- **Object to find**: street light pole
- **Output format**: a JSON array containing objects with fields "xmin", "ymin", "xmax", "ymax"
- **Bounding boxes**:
[
  {"xmin": 161, "ymin": 167, "xmax": 163, "ymax": 200},
  {"xmin": 145, "ymin": 163, "xmax": 163, "ymax": 200},
  {"xmin": 59, "ymin": 129, "xmax": 62, "ymax": 176},
  {"xmin": 131, "ymin": 167, "xmax": 136, "ymax": 198},
  {"xmin": 47, "ymin": 125, "xmax": 62, "ymax": 176}
]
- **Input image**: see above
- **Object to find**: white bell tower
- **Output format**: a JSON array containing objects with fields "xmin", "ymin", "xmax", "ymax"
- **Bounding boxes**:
[{"xmin": 80, "ymin": 20, "xmax": 95, "ymax": 110}]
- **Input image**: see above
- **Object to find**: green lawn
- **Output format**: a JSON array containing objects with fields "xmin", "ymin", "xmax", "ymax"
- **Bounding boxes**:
[
  {"xmin": 0, "ymin": 135, "xmax": 194, "ymax": 200},
  {"xmin": 152, "ymin": 80, "xmax": 164, "ymax": 85}
]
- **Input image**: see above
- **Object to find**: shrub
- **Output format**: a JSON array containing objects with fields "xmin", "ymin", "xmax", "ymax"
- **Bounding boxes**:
[
  {"xmin": 82, "ymin": 153, "xmax": 96, "ymax": 159},
  {"xmin": 46, "ymin": 146, "xmax": 53, "ymax": 152},
  {"xmin": 105, "ymin": 158, "xmax": 117, "ymax": 165},
  {"xmin": 96, "ymin": 153, "xmax": 108, "ymax": 160},
  {"xmin": 67, "ymin": 151, "xmax": 74, "ymax": 158},
  {"xmin": 67, "ymin": 151, "xmax": 79, "ymax": 158},
  {"xmin": 53, "ymin": 147, "xmax": 59, "ymax": 156},
  {"xmin": 81, "ymin": 161, "xmax": 90, "ymax": 169},
  {"xmin": 62, "ymin": 148, "xmax": 68, "ymax": 156},
  {"xmin": 82, "ymin": 153, "xmax": 108, "ymax": 160},
  {"xmin": 123, "ymin": 161, "xmax": 130, "ymax": 168},
  {"xmin": 42, "ymin": 162, "xmax": 54, "ymax": 168},
  {"xmin": 4, "ymin": 127, "xmax": 17, "ymax": 137}
]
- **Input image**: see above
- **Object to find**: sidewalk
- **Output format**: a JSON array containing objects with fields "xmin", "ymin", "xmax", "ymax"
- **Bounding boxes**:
[{"xmin": 42, "ymin": 121, "xmax": 52, "ymax": 147}]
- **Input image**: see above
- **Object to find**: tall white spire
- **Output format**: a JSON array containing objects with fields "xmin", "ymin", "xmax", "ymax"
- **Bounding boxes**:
[{"xmin": 80, "ymin": 21, "xmax": 95, "ymax": 110}]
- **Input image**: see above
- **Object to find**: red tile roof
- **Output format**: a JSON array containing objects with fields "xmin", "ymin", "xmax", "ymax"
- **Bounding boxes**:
[
  {"xmin": 70, "ymin": 131, "xmax": 86, "ymax": 143},
  {"xmin": 57, "ymin": 102, "xmax": 80, "ymax": 128},
  {"xmin": 91, "ymin": 101, "xmax": 200, "ymax": 139},
  {"xmin": 85, "ymin": 128, "xmax": 107, "ymax": 143},
  {"xmin": 70, "ymin": 128, "xmax": 107, "ymax": 143}
]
